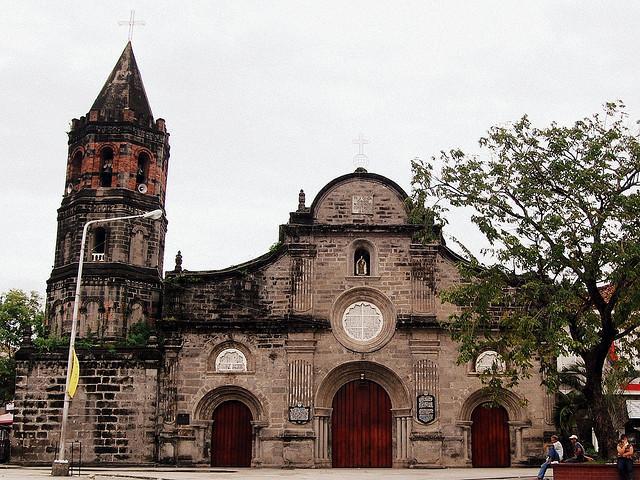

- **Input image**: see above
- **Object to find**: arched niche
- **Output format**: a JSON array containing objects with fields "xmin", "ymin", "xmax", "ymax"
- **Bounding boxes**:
[
  {"xmin": 49, "ymin": 300, "xmax": 64, "ymax": 337},
  {"xmin": 126, "ymin": 301, "xmax": 147, "ymax": 335},
  {"xmin": 79, "ymin": 298, "xmax": 104, "ymax": 338},
  {"xmin": 129, "ymin": 225, "xmax": 149, "ymax": 266},
  {"xmin": 347, "ymin": 238, "xmax": 378, "ymax": 277}
]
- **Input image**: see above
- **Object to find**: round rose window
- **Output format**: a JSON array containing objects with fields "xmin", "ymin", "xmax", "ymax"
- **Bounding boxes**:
[{"xmin": 342, "ymin": 301, "xmax": 384, "ymax": 341}]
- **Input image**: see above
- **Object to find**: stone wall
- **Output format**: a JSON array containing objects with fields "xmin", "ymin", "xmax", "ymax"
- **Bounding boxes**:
[
  {"xmin": 163, "ymin": 251, "xmax": 293, "ymax": 323},
  {"xmin": 46, "ymin": 274, "xmax": 162, "ymax": 339},
  {"xmin": 12, "ymin": 347, "xmax": 159, "ymax": 466}
]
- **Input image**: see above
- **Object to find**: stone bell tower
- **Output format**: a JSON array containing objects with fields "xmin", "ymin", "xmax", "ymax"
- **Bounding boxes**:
[{"xmin": 46, "ymin": 42, "xmax": 170, "ymax": 339}]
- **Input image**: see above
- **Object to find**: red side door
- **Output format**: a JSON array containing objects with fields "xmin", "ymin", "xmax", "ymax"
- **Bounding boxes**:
[
  {"xmin": 471, "ymin": 403, "xmax": 510, "ymax": 467},
  {"xmin": 211, "ymin": 400, "xmax": 252, "ymax": 467}
]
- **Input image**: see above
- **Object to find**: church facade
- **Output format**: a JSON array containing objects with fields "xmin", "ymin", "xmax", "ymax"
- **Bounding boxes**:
[{"xmin": 12, "ymin": 43, "xmax": 552, "ymax": 468}]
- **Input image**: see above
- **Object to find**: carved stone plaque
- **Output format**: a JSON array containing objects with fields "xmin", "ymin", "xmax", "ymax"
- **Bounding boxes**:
[
  {"xmin": 352, "ymin": 195, "xmax": 373, "ymax": 214},
  {"xmin": 288, "ymin": 404, "xmax": 311, "ymax": 424},
  {"xmin": 417, "ymin": 394, "xmax": 436, "ymax": 424}
]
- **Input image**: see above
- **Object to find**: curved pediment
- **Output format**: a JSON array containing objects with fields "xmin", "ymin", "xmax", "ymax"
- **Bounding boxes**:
[{"xmin": 309, "ymin": 171, "xmax": 409, "ymax": 225}]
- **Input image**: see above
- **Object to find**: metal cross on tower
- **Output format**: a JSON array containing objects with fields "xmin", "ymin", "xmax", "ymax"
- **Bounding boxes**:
[
  {"xmin": 352, "ymin": 133, "xmax": 370, "ymax": 170},
  {"xmin": 118, "ymin": 10, "xmax": 145, "ymax": 42}
]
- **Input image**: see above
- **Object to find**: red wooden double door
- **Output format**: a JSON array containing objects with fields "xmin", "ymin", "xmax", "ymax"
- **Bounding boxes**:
[
  {"xmin": 471, "ymin": 403, "xmax": 510, "ymax": 467},
  {"xmin": 332, "ymin": 379, "xmax": 393, "ymax": 467}
]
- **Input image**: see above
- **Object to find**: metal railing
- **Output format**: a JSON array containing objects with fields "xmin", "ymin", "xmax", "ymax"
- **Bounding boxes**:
[
  {"xmin": 69, "ymin": 441, "xmax": 82, "ymax": 476},
  {"xmin": 53, "ymin": 441, "xmax": 82, "ymax": 476}
]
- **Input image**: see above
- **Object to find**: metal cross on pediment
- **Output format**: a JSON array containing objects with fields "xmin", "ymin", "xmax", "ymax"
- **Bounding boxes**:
[
  {"xmin": 352, "ymin": 133, "xmax": 370, "ymax": 155},
  {"xmin": 352, "ymin": 133, "xmax": 370, "ymax": 170},
  {"xmin": 118, "ymin": 10, "xmax": 145, "ymax": 42}
]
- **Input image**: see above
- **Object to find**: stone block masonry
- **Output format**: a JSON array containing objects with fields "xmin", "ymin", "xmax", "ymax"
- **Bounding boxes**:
[
  {"xmin": 552, "ymin": 463, "xmax": 636, "ymax": 480},
  {"xmin": 11, "ymin": 346, "xmax": 160, "ymax": 465}
]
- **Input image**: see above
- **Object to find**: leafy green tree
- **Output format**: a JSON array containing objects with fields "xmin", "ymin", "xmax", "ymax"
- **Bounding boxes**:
[
  {"xmin": 0, "ymin": 289, "xmax": 45, "ymax": 402},
  {"xmin": 411, "ymin": 101, "xmax": 640, "ymax": 458}
]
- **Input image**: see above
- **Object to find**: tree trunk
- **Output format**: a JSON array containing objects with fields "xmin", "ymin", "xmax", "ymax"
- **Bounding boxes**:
[
  {"xmin": 579, "ymin": 306, "xmax": 618, "ymax": 460},
  {"xmin": 588, "ymin": 388, "xmax": 618, "ymax": 459}
]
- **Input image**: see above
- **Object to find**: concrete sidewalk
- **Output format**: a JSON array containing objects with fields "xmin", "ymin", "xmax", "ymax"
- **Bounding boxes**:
[{"xmin": 0, "ymin": 466, "xmax": 545, "ymax": 480}]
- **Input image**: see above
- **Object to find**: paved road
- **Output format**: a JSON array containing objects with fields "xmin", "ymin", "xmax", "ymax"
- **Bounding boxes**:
[{"xmin": 0, "ymin": 466, "xmax": 545, "ymax": 480}]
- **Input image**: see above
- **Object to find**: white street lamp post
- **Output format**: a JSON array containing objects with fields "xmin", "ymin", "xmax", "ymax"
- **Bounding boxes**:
[{"xmin": 52, "ymin": 209, "xmax": 163, "ymax": 476}]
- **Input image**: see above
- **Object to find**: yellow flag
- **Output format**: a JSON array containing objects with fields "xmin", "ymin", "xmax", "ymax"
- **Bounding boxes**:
[{"xmin": 68, "ymin": 348, "xmax": 80, "ymax": 398}]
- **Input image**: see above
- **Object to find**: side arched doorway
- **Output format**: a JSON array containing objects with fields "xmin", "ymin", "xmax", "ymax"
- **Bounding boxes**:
[
  {"xmin": 471, "ymin": 403, "xmax": 510, "ymax": 467},
  {"xmin": 211, "ymin": 400, "xmax": 252, "ymax": 467},
  {"xmin": 331, "ymin": 379, "xmax": 392, "ymax": 467}
]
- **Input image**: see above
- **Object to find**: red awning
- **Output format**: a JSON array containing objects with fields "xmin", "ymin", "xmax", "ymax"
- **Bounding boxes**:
[{"xmin": 0, "ymin": 413, "xmax": 12, "ymax": 425}]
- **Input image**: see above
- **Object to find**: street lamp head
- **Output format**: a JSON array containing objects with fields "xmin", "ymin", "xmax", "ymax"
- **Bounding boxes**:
[{"xmin": 143, "ymin": 209, "xmax": 164, "ymax": 220}]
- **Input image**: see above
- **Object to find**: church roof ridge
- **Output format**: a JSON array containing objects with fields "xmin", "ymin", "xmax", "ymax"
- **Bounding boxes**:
[
  {"xmin": 166, "ymin": 243, "xmax": 288, "ymax": 279},
  {"xmin": 90, "ymin": 41, "xmax": 154, "ymax": 124}
]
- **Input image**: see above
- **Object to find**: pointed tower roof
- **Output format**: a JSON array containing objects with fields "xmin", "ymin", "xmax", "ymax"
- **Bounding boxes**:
[{"xmin": 90, "ymin": 42, "xmax": 154, "ymax": 125}]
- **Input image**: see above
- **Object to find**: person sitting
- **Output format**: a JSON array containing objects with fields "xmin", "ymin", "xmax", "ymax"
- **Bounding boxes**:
[
  {"xmin": 563, "ymin": 434, "xmax": 593, "ymax": 462},
  {"xmin": 537, "ymin": 434, "xmax": 562, "ymax": 479}
]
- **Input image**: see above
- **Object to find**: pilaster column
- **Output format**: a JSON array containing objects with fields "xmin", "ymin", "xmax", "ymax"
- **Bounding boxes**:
[
  {"xmin": 508, "ymin": 421, "xmax": 529, "ymax": 461},
  {"xmin": 456, "ymin": 420, "xmax": 473, "ymax": 462},
  {"xmin": 392, "ymin": 408, "xmax": 412, "ymax": 463},
  {"xmin": 251, "ymin": 420, "xmax": 267, "ymax": 466},
  {"xmin": 313, "ymin": 407, "xmax": 331, "ymax": 464}
]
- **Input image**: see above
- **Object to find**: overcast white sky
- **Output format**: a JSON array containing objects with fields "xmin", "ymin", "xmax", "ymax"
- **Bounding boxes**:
[{"xmin": 2, "ymin": 1, "xmax": 640, "ymax": 297}]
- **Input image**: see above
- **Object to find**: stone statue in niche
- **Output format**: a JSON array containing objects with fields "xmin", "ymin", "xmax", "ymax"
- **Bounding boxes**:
[{"xmin": 356, "ymin": 256, "xmax": 368, "ymax": 276}]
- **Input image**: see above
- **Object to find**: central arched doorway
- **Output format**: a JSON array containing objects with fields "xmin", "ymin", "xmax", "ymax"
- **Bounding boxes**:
[
  {"xmin": 471, "ymin": 403, "xmax": 510, "ymax": 467},
  {"xmin": 331, "ymin": 379, "xmax": 392, "ymax": 467},
  {"xmin": 211, "ymin": 400, "xmax": 252, "ymax": 467}
]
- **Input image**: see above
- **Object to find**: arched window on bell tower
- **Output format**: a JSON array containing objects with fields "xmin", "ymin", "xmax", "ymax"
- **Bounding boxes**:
[
  {"xmin": 70, "ymin": 150, "xmax": 83, "ymax": 184},
  {"xmin": 100, "ymin": 147, "xmax": 114, "ymax": 187},
  {"xmin": 136, "ymin": 152, "xmax": 150, "ymax": 186},
  {"xmin": 92, "ymin": 227, "xmax": 107, "ymax": 261},
  {"xmin": 354, "ymin": 247, "xmax": 371, "ymax": 276}
]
